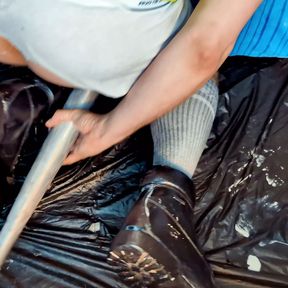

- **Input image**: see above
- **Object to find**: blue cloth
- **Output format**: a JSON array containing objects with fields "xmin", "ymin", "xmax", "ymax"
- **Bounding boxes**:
[
  {"xmin": 230, "ymin": 0, "xmax": 288, "ymax": 57},
  {"xmin": 192, "ymin": 0, "xmax": 288, "ymax": 57}
]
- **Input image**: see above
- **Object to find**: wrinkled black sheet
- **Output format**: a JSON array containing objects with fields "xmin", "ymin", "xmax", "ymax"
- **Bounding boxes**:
[{"xmin": 0, "ymin": 58, "xmax": 288, "ymax": 287}]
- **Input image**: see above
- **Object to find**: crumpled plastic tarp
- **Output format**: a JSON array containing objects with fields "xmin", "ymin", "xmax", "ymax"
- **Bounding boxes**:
[{"xmin": 0, "ymin": 57, "xmax": 287, "ymax": 288}]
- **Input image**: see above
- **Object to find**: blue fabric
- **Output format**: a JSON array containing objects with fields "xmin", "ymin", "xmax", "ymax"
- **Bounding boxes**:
[
  {"xmin": 230, "ymin": 0, "xmax": 288, "ymax": 57},
  {"xmin": 192, "ymin": 0, "xmax": 288, "ymax": 58}
]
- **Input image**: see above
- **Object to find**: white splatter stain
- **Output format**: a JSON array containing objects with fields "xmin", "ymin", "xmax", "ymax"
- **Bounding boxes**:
[
  {"xmin": 168, "ymin": 223, "xmax": 181, "ymax": 239},
  {"xmin": 250, "ymin": 150, "xmax": 267, "ymax": 167},
  {"xmin": 235, "ymin": 215, "xmax": 254, "ymax": 238},
  {"xmin": 259, "ymin": 241, "xmax": 266, "ymax": 247},
  {"xmin": 263, "ymin": 149, "xmax": 275, "ymax": 154},
  {"xmin": 247, "ymin": 255, "xmax": 261, "ymax": 272},
  {"xmin": 255, "ymin": 155, "xmax": 265, "ymax": 167},
  {"xmin": 265, "ymin": 173, "xmax": 284, "ymax": 187},
  {"xmin": 267, "ymin": 201, "xmax": 280, "ymax": 210},
  {"xmin": 235, "ymin": 224, "xmax": 250, "ymax": 238},
  {"xmin": 88, "ymin": 222, "xmax": 101, "ymax": 233}
]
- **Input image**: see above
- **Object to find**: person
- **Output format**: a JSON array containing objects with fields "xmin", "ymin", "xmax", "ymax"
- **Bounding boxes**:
[{"xmin": 1, "ymin": 0, "xmax": 287, "ymax": 287}]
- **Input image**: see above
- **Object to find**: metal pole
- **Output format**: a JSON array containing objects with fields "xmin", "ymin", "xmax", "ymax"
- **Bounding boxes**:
[{"xmin": 0, "ymin": 89, "xmax": 98, "ymax": 267}]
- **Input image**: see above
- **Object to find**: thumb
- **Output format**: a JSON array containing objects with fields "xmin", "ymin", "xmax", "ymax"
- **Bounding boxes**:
[
  {"xmin": 63, "ymin": 151, "xmax": 86, "ymax": 165},
  {"xmin": 63, "ymin": 135, "xmax": 96, "ymax": 165}
]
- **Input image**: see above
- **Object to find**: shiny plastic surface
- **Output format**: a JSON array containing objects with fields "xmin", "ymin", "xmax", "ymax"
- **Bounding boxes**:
[
  {"xmin": 0, "ymin": 58, "xmax": 287, "ymax": 287},
  {"xmin": 0, "ymin": 89, "xmax": 98, "ymax": 266}
]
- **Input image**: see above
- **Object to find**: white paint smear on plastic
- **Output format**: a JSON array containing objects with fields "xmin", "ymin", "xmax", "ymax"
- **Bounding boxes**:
[
  {"xmin": 265, "ymin": 173, "xmax": 284, "ymax": 187},
  {"xmin": 235, "ymin": 224, "xmax": 250, "ymax": 238},
  {"xmin": 247, "ymin": 255, "xmax": 261, "ymax": 272},
  {"xmin": 88, "ymin": 222, "xmax": 101, "ymax": 233}
]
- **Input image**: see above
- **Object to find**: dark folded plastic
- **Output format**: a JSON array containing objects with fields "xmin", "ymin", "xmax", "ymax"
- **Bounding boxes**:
[{"xmin": 0, "ymin": 58, "xmax": 287, "ymax": 287}]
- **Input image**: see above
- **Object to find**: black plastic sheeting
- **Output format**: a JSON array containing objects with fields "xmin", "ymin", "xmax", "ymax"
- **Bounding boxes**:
[{"xmin": 0, "ymin": 58, "xmax": 288, "ymax": 287}]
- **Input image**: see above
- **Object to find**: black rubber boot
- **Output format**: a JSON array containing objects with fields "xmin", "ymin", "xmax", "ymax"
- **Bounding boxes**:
[{"xmin": 108, "ymin": 166, "xmax": 216, "ymax": 288}]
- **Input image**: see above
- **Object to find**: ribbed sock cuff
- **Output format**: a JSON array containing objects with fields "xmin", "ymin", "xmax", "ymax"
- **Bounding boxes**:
[{"xmin": 151, "ymin": 79, "xmax": 218, "ymax": 178}]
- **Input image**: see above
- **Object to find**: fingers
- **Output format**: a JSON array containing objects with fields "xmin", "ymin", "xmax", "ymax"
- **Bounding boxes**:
[
  {"xmin": 46, "ymin": 109, "xmax": 76, "ymax": 127},
  {"xmin": 63, "ymin": 136, "xmax": 86, "ymax": 165},
  {"xmin": 46, "ymin": 109, "xmax": 109, "ymax": 165},
  {"xmin": 46, "ymin": 109, "xmax": 98, "ymax": 134}
]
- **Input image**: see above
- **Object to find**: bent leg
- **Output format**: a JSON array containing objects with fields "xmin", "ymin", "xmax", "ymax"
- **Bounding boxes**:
[{"xmin": 108, "ymin": 79, "xmax": 218, "ymax": 288}]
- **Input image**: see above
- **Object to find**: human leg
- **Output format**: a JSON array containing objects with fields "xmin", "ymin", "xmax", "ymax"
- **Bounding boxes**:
[{"xmin": 108, "ymin": 79, "xmax": 219, "ymax": 288}]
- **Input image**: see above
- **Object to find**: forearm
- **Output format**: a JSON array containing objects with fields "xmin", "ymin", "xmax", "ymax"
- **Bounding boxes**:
[
  {"xmin": 103, "ymin": 30, "xmax": 225, "ymax": 145},
  {"xmin": 102, "ymin": 0, "xmax": 262, "ymax": 146}
]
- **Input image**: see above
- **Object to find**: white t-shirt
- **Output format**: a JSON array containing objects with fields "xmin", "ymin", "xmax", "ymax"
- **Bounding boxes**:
[{"xmin": 0, "ymin": 0, "xmax": 191, "ymax": 97}]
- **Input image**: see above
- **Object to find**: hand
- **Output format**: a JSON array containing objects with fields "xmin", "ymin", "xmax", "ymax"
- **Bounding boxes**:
[{"xmin": 46, "ymin": 109, "xmax": 111, "ymax": 165}]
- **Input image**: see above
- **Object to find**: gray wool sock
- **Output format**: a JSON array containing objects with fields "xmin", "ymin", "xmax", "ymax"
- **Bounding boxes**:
[{"xmin": 151, "ymin": 79, "xmax": 218, "ymax": 178}]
